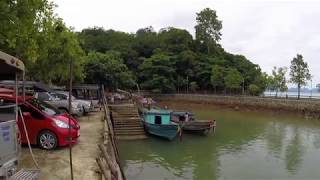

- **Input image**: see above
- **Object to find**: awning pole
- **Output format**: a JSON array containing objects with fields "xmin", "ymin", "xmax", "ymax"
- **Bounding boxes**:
[{"xmin": 68, "ymin": 60, "xmax": 74, "ymax": 180}]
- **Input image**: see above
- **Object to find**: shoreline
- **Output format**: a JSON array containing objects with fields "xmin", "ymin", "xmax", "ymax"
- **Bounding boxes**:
[{"xmin": 151, "ymin": 94, "xmax": 320, "ymax": 119}]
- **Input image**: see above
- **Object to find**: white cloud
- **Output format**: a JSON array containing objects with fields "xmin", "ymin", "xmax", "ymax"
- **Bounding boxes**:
[{"xmin": 52, "ymin": 0, "xmax": 320, "ymax": 85}]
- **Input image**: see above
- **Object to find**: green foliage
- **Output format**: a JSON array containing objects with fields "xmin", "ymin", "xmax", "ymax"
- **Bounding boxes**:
[
  {"xmin": 0, "ymin": 0, "xmax": 85, "ymax": 85},
  {"xmin": 84, "ymin": 51, "xmax": 135, "ymax": 89},
  {"xmin": 289, "ymin": 54, "xmax": 311, "ymax": 99},
  {"xmin": 0, "ymin": 5, "xmax": 268, "ymax": 94},
  {"xmin": 77, "ymin": 8, "xmax": 267, "ymax": 94},
  {"xmin": 249, "ymin": 72, "xmax": 269, "ymax": 95},
  {"xmin": 30, "ymin": 20, "xmax": 85, "ymax": 84},
  {"xmin": 225, "ymin": 68, "xmax": 243, "ymax": 90},
  {"xmin": 158, "ymin": 27, "xmax": 193, "ymax": 54},
  {"xmin": 248, "ymin": 84, "xmax": 260, "ymax": 96},
  {"xmin": 139, "ymin": 53, "xmax": 176, "ymax": 93},
  {"xmin": 195, "ymin": 8, "xmax": 222, "ymax": 54},
  {"xmin": 271, "ymin": 67, "xmax": 288, "ymax": 96},
  {"xmin": 210, "ymin": 65, "xmax": 225, "ymax": 91},
  {"xmin": 189, "ymin": 82, "xmax": 199, "ymax": 93}
]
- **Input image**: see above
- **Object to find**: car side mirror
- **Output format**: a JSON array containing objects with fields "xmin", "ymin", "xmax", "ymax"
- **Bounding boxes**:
[{"xmin": 23, "ymin": 112, "xmax": 31, "ymax": 118}]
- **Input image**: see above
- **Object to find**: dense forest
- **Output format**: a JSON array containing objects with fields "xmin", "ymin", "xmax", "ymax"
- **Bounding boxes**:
[{"xmin": 0, "ymin": 0, "xmax": 268, "ymax": 95}]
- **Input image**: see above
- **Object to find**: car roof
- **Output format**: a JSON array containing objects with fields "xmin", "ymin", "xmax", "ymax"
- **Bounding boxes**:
[
  {"xmin": 0, "ymin": 94, "xmax": 34, "ymax": 102},
  {"xmin": 0, "ymin": 88, "xmax": 13, "ymax": 93}
]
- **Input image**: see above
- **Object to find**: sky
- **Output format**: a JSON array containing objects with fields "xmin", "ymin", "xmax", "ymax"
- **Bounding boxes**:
[{"xmin": 52, "ymin": 0, "xmax": 320, "ymax": 87}]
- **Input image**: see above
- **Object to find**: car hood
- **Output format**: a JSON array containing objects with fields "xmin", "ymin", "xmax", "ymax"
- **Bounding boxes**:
[
  {"xmin": 75, "ymin": 99, "xmax": 91, "ymax": 106},
  {"xmin": 54, "ymin": 113, "xmax": 79, "ymax": 128}
]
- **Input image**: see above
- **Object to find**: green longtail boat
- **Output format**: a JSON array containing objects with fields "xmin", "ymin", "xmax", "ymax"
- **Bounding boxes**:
[{"xmin": 142, "ymin": 108, "xmax": 179, "ymax": 140}]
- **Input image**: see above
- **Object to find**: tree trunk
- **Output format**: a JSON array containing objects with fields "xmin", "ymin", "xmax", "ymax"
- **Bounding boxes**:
[{"xmin": 298, "ymin": 83, "xmax": 301, "ymax": 100}]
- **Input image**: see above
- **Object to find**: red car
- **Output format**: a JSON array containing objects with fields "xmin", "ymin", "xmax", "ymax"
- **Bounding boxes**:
[{"xmin": 0, "ymin": 94, "xmax": 80, "ymax": 150}]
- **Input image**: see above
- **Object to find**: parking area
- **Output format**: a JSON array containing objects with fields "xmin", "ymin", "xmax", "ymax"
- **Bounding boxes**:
[{"xmin": 18, "ymin": 111, "xmax": 103, "ymax": 180}]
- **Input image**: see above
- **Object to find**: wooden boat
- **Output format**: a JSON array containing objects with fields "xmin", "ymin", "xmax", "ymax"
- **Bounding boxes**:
[
  {"xmin": 171, "ymin": 111, "xmax": 216, "ymax": 134},
  {"xmin": 142, "ymin": 108, "xmax": 179, "ymax": 140}
]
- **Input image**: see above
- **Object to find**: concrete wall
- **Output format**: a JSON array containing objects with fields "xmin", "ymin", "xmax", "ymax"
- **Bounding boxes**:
[{"xmin": 151, "ymin": 94, "xmax": 320, "ymax": 119}]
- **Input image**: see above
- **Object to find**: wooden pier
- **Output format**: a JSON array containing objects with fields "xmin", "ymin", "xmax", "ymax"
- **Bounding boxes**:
[
  {"xmin": 108, "ymin": 104, "xmax": 147, "ymax": 140},
  {"xmin": 96, "ymin": 94, "xmax": 125, "ymax": 180}
]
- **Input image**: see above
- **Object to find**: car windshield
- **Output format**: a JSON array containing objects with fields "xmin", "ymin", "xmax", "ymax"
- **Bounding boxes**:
[
  {"xmin": 27, "ymin": 98, "xmax": 60, "ymax": 116},
  {"xmin": 54, "ymin": 92, "xmax": 76, "ymax": 100}
]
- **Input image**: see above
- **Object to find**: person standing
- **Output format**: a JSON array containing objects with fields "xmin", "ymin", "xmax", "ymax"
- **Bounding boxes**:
[{"xmin": 184, "ymin": 112, "xmax": 189, "ymax": 122}]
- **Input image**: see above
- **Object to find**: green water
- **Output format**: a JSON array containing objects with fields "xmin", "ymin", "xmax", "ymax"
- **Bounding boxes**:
[{"xmin": 118, "ymin": 102, "xmax": 320, "ymax": 180}]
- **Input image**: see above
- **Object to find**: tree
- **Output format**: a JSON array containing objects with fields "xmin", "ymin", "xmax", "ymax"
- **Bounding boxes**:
[
  {"xmin": 0, "ymin": 0, "xmax": 56, "ymax": 62},
  {"xmin": 30, "ymin": 20, "xmax": 85, "ymax": 84},
  {"xmin": 272, "ymin": 67, "xmax": 288, "ymax": 97},
  {"xmin": 195, "ymin": 8, "xmax": 222, "ymax": 54},
  {"xmin": 210, "ymin": 65, "xmax": 225, "ymax": 93},
  {"xmin": 84, "ymin": 51, "xmax": 135, "ymax": 89},
  {"xmin": 225, "ymin": 68, "xmax": 243, "ymax": 93},
  {"xmin": 248, "ymin": 84, "xmax": 260, "ymax": 96},
  {"xmin": 133, "ymin": 26, "xmax": 159, "ymax": 58},
  {"xmin": 289, "ymin": 54, "xmax": 311, "ymax": 99},
  {"xmin": 158, "ymin": 27, "xmax": 193, "ymax": 54},
  {"xmin": 138, "ymin": 53, "xmax": 176, "ymax": 93}
]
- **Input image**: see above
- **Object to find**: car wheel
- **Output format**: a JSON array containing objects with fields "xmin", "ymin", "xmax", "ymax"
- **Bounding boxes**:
[
  {"xmin": 38, "ymin": 130, "xmax": 58, "ymax": 150},
  {"xmin": 82, "ymin": 106, "xmax": 88, "ymax": 115}
]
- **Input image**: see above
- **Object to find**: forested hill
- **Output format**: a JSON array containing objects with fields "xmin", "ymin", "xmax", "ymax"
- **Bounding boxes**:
[
  {"xmin": 0, "ymin": 1, "xmax": 267, "ymax": 94},
  {"xmin": 79, "ymin": 26, "xmax": 267, "ymax": 94}
]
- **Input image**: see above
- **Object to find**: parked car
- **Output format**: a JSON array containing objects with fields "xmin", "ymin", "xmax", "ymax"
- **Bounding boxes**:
[
  {"xmin": 0, "ymin": 94, "xmax": 80, "ymax": 150},
  {"xmin": 34, "ymin": 92, "xmax": 83, "ymax": 116},
  {"xmin": 50, "ymin": 91, "xmax": 93, "ymax": 114}
]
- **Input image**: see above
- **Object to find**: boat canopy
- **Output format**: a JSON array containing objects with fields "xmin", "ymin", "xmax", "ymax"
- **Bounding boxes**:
[
  {"xmin": 0, "ymin": 51, "xmax": 25, "ymax": 74},
  {"xmin": 144, "ymin": 108, "xmax": 172, "ymax": 115}
]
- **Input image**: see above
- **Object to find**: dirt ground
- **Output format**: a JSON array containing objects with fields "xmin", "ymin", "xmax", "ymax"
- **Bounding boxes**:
[{"xmin": 18, "ymin": 111, "xmax": 104, "ymax": 180}]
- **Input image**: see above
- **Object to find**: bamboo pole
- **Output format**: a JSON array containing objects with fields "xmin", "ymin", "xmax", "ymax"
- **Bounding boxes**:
[
  {"xmin": 96, "ymin": 89, "xmax": 126, "ymax": 180},
  {"xmin": 96, "ymin": 158, "xmax": 111, "ymax": 180},
  {"xmin": 99, "ymin": 144, "xmax": 118, "ymax": 178}
]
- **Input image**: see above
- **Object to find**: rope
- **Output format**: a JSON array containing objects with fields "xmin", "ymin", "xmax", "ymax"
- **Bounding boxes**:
[{"xmin": 18, "ymin": 108, "xmax": 40, "ymax": 169}]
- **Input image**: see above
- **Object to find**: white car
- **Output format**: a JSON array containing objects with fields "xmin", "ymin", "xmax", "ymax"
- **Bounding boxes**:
[
  {"xmin": 51, "ymin": 91, "xmax": 93, "ymax": 114},
  {"xmin": 34, "ymin": 92, "xmax": 83, "ymax": 116}
]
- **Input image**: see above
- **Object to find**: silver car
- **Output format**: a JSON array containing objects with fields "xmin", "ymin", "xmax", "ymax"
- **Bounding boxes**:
[
  {"xmin": 51, "ymin": 91, "xmax": 93, "ymax": 114},
  {"xmin": 34, "ymin": 92, "xmax": 83, "ymax": 116}
]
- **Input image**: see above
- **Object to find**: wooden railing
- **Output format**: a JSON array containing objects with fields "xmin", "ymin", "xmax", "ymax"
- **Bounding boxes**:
[{"xmin": 96, "ymin": 91, "xmax": 125, "ymax": 180}]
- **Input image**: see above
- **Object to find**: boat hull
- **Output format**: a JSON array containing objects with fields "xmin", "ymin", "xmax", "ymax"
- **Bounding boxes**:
[
  {"xmin": 144, "ymin": 122, "xmax": 179, "ymax": 140},
  {"xmin": 172, "ymin": 119, "xmax": 215, "ymax": 134}
]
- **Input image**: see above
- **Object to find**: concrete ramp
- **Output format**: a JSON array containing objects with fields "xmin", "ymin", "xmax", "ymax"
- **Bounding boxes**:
[{"xmin": 109, "ymin": 104, "xmax": 147, "ymax": 140}]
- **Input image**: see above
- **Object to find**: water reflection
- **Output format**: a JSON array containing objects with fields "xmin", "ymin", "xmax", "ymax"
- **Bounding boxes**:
[
  {"xmin": 119, "ymin": 103, "xmax": 320, "ymax": 180},
  {"xmin": 285, "ymin": 127, "xmax": 304, "ymax": 175},
  {"xmin": 265, "ymin": 122, "xmax": 285, "ymax": 158}
]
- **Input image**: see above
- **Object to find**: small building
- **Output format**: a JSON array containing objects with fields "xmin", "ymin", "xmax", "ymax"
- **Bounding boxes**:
[{"xmin": 71, "ymin": 84, "xmax": 101, "ymax": 107}]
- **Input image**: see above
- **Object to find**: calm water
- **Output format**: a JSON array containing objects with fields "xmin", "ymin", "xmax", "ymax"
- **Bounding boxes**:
[{"xmin": 118, "ymin": 102, "xmax": 320, "ymax": 180}]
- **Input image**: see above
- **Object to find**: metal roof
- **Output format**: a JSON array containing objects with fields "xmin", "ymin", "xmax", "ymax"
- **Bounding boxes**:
[
  {"xmin": 72, "ymin": 84, "xmax": 99, "ymax": 90},
  {"xmin": 0, "ymin": 51, "xmax": 25, "ymax": 73},
  {"xmin": 0, "ymin": 80, "xmax": 53, "ymax": 92}
]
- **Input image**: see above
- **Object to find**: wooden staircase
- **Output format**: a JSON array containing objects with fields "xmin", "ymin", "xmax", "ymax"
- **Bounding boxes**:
[{"xmin": 109, "ymin": 103, "xmax": 147, "ymax": 140}]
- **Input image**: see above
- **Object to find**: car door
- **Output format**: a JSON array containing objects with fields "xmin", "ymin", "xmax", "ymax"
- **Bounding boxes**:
[{"xmin": 18, "ymin": 103, "xmax": 46, "ymax": 145}]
